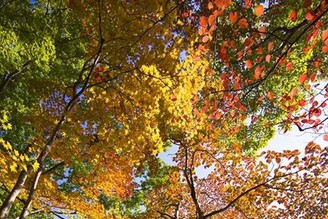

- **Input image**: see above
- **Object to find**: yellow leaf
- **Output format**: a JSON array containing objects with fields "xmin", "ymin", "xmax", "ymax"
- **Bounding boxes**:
[
  {"xmin": 10, "ymin": 163, "xmax": 17, "ymax": 172},
  {"xmin": 1, "ymin": 139, "xmax": 12, "ymax": 150},
  {"xmin": 20, "ymin": 154, "xmax": 25, "ymax": 161},
  {"xmin": 2, "ymin": 123, "xmax": 12, "ymax": 130},
  {"xmin": 14, "ymin": 149, "xmax": 19, "ymax": 157},
  {"xmin": 32, "ymin": 161, "xmax": 40, "ymax": 171},
  {"xmin": 2, "ymin": 113, "xmax": 8, "ymax": 122}
]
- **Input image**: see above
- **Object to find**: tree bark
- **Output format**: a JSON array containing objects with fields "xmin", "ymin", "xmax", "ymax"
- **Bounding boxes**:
[
  {"xmin": 19, "ymin": 170, "xmax": 42, "ymax": 219},
  {"xmin": 0, "ymin": 169, "xmax": 30, "ymax": 218}
]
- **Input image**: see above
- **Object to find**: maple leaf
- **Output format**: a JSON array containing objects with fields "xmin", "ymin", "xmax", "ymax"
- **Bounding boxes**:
[
  {"xmin": 229, "ymin": 12, "xmax": 238, "ymax": 24},
  {"xmin": 289, "ymin": 9, "xmax": 297, "ymax": 21},
  {"xmin": 238, "ymin": 18, "xmax": 248, "ymax": 29},
  {"xmin": 32, "ymin": 161, "xmax": 39, "ymax": 171},
  {"xmin": 10, "ymin": 163, "xmax": 17, "ymax": 172},
  {"xmin": 254, "ymin": 5, "xmax": 264, "ymax": 17},
  {"xmin": 267, "ymin": 91, "xmax": 274, "ymax": 100},
  {"xmin": 299, "ymin": 73, "xmax": 307, "ymax": 84}
]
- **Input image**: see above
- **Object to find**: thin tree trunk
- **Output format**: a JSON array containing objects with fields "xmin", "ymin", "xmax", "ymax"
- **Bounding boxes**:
[
  {"xmin": 19, "ymin": 169, "xmax": 42, "ymax": 219},
  {"xmin": 0, "ymin": 169, "xmax": 30, "ymax": 218}
]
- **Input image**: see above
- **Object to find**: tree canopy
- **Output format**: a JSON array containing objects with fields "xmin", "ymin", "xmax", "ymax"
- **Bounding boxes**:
[{"xmin": 0, "ymin": 0, "xmax": 327, "ymax": 218}]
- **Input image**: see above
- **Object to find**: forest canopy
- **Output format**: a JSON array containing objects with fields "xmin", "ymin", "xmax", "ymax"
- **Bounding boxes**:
[{"xmin": 0, "ymin": 0, "xmax": 327, "ymax": 218}]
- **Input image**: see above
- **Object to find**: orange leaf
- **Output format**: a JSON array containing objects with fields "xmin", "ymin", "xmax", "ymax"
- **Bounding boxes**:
[
  {"xmin": 323, "ymin": 46, "xmax": 328, "ymax": 53},
  {"xmin": 267, "ymin": 91, "xmax": 274, "ymax": 100},
  {"xmin": 245, "ymin": 60, "xmax": 253, "ymax": 68},
  {"xmin": 199, "ymin": 16, "xmax": 208, "ymax": 28},
  {"xmin": 309, "ymin": 73, "xmax": 316, "ymax": 81},
  {"xmin": 314, "ymin": 59, "xmax": 320, "ymax": 67},
  {"xmin": 213, "ymin": 9, "xmax": 224, "ymax": 17},
  {"xmin": 234, "ymin": 82, "xmax": 241, "ymax": 90},
  {"xmin": 215, "ymin": 0, "xmax": 231, "ymax": 10},
  {"xmin": 299, "ymin": 73, "xmax": 307, "ymax": 84},
  {"xmin": 238, "ymin": 18, "xmax": 248, "ymax": 29},
  {"xmin": 208, "ymin": 2, "xmax": 214, "ymax": 9},
  {"xmin": 244, "ymin": 0, "xmax": 251, "ymax": 8},
  {"xmin": 286, "ymin": 62, "xmax": 293, "ymax": 71},
  {"xmin": 208, "ymin": 14, "xmax": 216, "ymax": 27},
  {"xmin": 254, "ymin": 67, "xmax": 262, "ymax": 80},
  {"xmin": 323, "ymin": 134, "xmax": 328, "ymax": 141},
  {"xmin": 254, "ymin": 5, "xmax": 264, "ymax": 17},
  {"xmin": 289, "ymin": 9, "xmax": 297, "ymax": 21},
  {"xmin": 298, "ymin": 99, "xmax": 307, "ymax": 107},
  {"xmin": 198, "ymin": 28, "xmax": 206, "ymax": 36},
  {"xmin": 265, "ymin": 54, "xmax": 271, "ymax": 62},
  {"xmin": 305, "ymin": 11, "xmax": 315, "ymax": 21},
  {"xmin": 229, "ymin": 11, "xmax": 238, "ymax": 24},
  {"xmin": 322, "ymin": 29, "xmax": 328, "ymax": 45},
  {"xmin": 202, "ymin": 35, "xmax": 209, "ymax": 43}
]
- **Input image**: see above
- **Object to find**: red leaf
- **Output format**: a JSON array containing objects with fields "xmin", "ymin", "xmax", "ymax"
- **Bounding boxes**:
[
  {"xmin": 298, "ymin": 99, "xmax": 307, "ymax": 107},
  {"xmin": 322, "ymin": 46, "xmax": 328, "ymax": 53},
  {"xmin": 244, "ymin": 0, "xmax": 251, "ymax": 8},
  {"xmin": 208, "ymin": 14, "xmax": 216, "ymax": 27},
  {"xmin": 309, "ymin": 73, "xmax": 316, "ymax": 81},
  {"xmin": 199, "ymin": 16, "xmax": 208, "ymax": 28},
  {"xmin": 254, "ymin": 67, "xmax": 262, "ymax": 80},
  {"xmin": 299, "ymin": 73, "xmax": 307, "ymax": 84},
  {"xmin": 234, "ymin": 82, "xmax": 241, "ymax": 90},
  {"xmin": 238, "ymin": 18, "xmax": 248, "ymax": 29},
  {"xmin": 245, "ymin": 60, "xmax": 253, "ymax": 68},
  {"xmin": 182, "ymin": 12, "xmax": 189, "ymax": 18},
  {"xmin": 305, "ymin": 11, "xmax": 316, "ymax": 21},
  {"xmin": 286, "ymin": 62, "xmax": 293, "ymax": 71},
  {"xmin": 229, "ymin": 11, "xmax": 238, "ymax": 24},
  {"xmin": 289, "ymin": 9, "xmax": 297, "ymax": 21}
]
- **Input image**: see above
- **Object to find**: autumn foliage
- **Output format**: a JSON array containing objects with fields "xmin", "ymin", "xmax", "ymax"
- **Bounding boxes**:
[{"xmin": 0, "ymin": 0, "xmax": 328, "ymax": 218}]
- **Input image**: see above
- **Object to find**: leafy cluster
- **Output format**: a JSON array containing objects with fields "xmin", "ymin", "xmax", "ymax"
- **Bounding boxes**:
[{"xmin": 0, "ymin": 0, "xmax": 327, "ymax": 219}]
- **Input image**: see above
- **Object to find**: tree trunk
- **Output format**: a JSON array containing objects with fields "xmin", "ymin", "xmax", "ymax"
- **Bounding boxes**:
[
  {"xmin": 19, "ymin": 169, "xmax": 42, "ymax": 219},
  {"xmin": 0, "ymin": 169, "xmax": 30, "ymax": 218}
]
